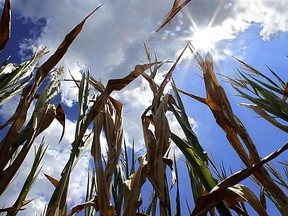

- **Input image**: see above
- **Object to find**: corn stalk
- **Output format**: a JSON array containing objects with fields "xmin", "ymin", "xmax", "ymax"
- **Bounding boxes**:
[{"xmin": 178, "ymin": 45, "xmax": 288, "ymax": 214}]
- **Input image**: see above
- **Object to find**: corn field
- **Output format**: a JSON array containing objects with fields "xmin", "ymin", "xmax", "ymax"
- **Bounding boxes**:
[{"xmin": 0, "ymin": 0, "xmax": 287, "ymax": 215}]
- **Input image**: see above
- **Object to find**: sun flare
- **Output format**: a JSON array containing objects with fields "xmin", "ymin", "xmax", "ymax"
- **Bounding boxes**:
[{"xmin": 190, "ymin": 27, "xmax": 216, "ymax": 53}]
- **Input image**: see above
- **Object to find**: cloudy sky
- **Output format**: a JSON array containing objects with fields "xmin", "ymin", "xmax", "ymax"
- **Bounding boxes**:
[{"xmin": 0, "ymin": 0, "xmax": 288, "ymax": 215}]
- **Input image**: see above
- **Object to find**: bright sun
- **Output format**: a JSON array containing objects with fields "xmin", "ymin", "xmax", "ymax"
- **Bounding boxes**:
[{"xmin": 190, "ymin": 27, "xmax": 216, "ymax": 53}]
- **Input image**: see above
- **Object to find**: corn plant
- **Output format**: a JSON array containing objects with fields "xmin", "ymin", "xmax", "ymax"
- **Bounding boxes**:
[
  {"xmin": 0, "ymin": 1, "xmax": 100, "ymax": 214},
  {"xmin": 224, "ymin": 57, "xmax": 288, "ymax": 133},
  {"xmin": 1, "ymin": 0, "xmax": 288, "ymax": 215},
  {"xmin": 176, "ymin": 44, "xmax": 288, "ymax": 214}
]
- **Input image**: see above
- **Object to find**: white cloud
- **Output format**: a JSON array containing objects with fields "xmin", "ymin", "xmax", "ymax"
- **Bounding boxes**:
[
  {"xmin": 0, "ymin": 118, "xmax": 91, "ymax": 215},
  {"xmin": 1, "ymin": 0, "xmax": 288, "ymax": 214}
]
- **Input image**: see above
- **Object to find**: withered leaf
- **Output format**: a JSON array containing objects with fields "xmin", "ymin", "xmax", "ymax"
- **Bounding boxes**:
[
  {"xmin": 156, "ymin": 0, "xmax": 191, "ymax": 32},
  {"xmin": 35, "ymin": 5, "xmax": 101, "ymax": 82},
  {"xmin": 0, "ymin": 0, "xmax": 10, "ymax": 51},
  {"xmin": 283, "ymin": 82, "xmax": 288, "ymax": 101},
  {"xmin": 44, "ymin": 173, "xmax": 59, "ymax": 187},
  {"xmin": 68, "ymin": 196, "xmax": 99, "ymax": 216},
  {"xmin": 192, "ymin": 143, "xmax": 287, "ymax": 215},
  {"xmin": 55, "ymin": 104, "xmax": 65, "ymax": 143}
]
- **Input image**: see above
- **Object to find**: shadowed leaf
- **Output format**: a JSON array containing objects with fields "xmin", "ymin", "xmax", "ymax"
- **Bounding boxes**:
[
  {"xmin": 283, "ymin": 82, "xmax": 288, "ymax": 101},
  {"xmin": 260, "ymin": 186, "xmax": 267, "ymax": 210},
  {"xmin": 0, "ymin": 0, "xmax": 10, "ymax": 51},
  {"xmin": 35, "ymin": 5, "xmax": 101, "ymax": 82},
  {"xmin": 91, "ymin": 111, "xmax": 110, "ymax": 215},
  {"xmin": 0, "ymin": 207, "xmax": 25, "ymax": 213},
  {"xmin": 174, "ymin": 155, "xmax": 181, "ymax": 216},
  {"xmin": 55, "ymin": 104, "xmax": 65, "ymax": 143},
  {"xmin": 192, "ymin": 143, "xmax": 288, "ymax": 216},
  {"xmin": 124, "ymin": 155, "xmax": 148, "ymax": 215}
]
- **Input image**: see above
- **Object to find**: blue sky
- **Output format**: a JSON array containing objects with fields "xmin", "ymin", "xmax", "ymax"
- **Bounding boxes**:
[{"xmin": 0, "ymin": 0, "xmax": 287, "ymax": 215}]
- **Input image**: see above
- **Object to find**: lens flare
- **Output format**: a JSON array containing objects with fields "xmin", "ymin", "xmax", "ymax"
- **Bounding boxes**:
[{"xmin": 191, "ymin": 27, "xmax": 215, "ymax": 53}]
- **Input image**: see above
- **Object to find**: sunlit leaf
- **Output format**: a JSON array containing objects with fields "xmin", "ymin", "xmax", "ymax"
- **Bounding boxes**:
[
  {"xmin": 186, "ymin": 49, "xmax": 288, "ymax": 213},
  {"xmin": 44, "ymin": 173, "xmax": 59, "ymax": 188},
  {"xmin": 68, "ymin": 196, "xmax": 98, "ymax": 216},
  {"xmin": 156, "ymin": 0, "xmax": 191, "ymax": 32}
]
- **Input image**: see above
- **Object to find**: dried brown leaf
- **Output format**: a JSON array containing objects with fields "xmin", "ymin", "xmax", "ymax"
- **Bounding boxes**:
[
  {"xmin": 158, "ymin": 43, "xmax": 189, "ymax": 97},
  {"xmin": 92, "ymin": 112, "xmax": 110, "ymax": 215},
  {"xmin": 156, "ymin": 0, "xmax": 191, "ymax": 32},
  {"xmin": 177, "ymin": 88, "xmax": 207, "ymax": 105},
  {"xmin": 35, "ymin": 5, "xmax": 101, "ymax": 82},
  {"xmin": 283, "ymin": 82, "xmax": 288, "ymax": 101},
  {"xmin": 103, "ymin": 99, "xmax": 123, "ymax": 192},
  {"xmin": 0, "ymin": 207, "xmax": 25, "ymax": 213},
  {"xmin": 44, "ymin": 173, "xmax": 59, "ymax": 187},
  {"xmin": 260, "ymin": 186, "xmax": 266, "ymax": 210},
  {"xmin": 228, "ymin": 185, "xmax": 269, "ymax": 216},
  {"xmin": 79, "ymin": 63, "xmax": 160, "ymax": 153},
  {"xmin": 55, "ymin": 104, "xmax": 65, "ymax": 143},
  {"xmin": 0, "ymin": 0, "xmax": 10, "ymax": 51},
  {"xmin": 217, "ymin": 143, "xmax": 288, "ymax": 190},
  {"xmin": 106, "ymin": 64, "xmax": 159, "ymax": 93},
  {"xmin": 191, "ymin": 50, "xmax": 288, "ymax": 212},
  {"xmin": 192, "ymin": 143, "xmax": 288, "ymax": 216},
  {"xmin": 68, "ymin": 196, "xmax": 98, "ymax": 216},
  {"xmin": 123, "ymin": 155, "xmax": 148, "ymax": 216}
]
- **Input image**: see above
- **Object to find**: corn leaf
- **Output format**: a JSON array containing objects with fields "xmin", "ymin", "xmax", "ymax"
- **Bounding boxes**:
[
  {"xmin": 68, "ymin": 196, "xmax": 99, "ymax": 216},
  {"xmin": 156, "ymin": 0, "xmax": 191, "ymax": 32},
  {"xmin": 7, "ymin": 141, "xmax": 47, "ymax": 216},
  {"xmin": 173, "ymin": 155, "xmax": 181, "ymax": 216},
  {"xmin": 44, "ymin": 173, "xmax": 59, "ymax": 188},
  {"xmin": 35, "ymin": 6, "xmax": 101, "ymax": 83},
  {"xmin": 186, "ymin": 49, "xmax": 288, "ymax": 213},
  {"xmin": 123, "ymin": 155, "xmax": 148, "ymax": 215},
  {"xmin": 91, "ymin": 111, "xmax": 111, "ymax": 215},
  {"xmin": 283, "ymin": 82, "xmax": 288, "ymax": 101},
  {"xmin": 0, "ymin": 0, "xmax": 10, "ymax": 51},
  {"xmin": 192, "ymin": 143, "xmax": 287, "ymax": 215}
]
